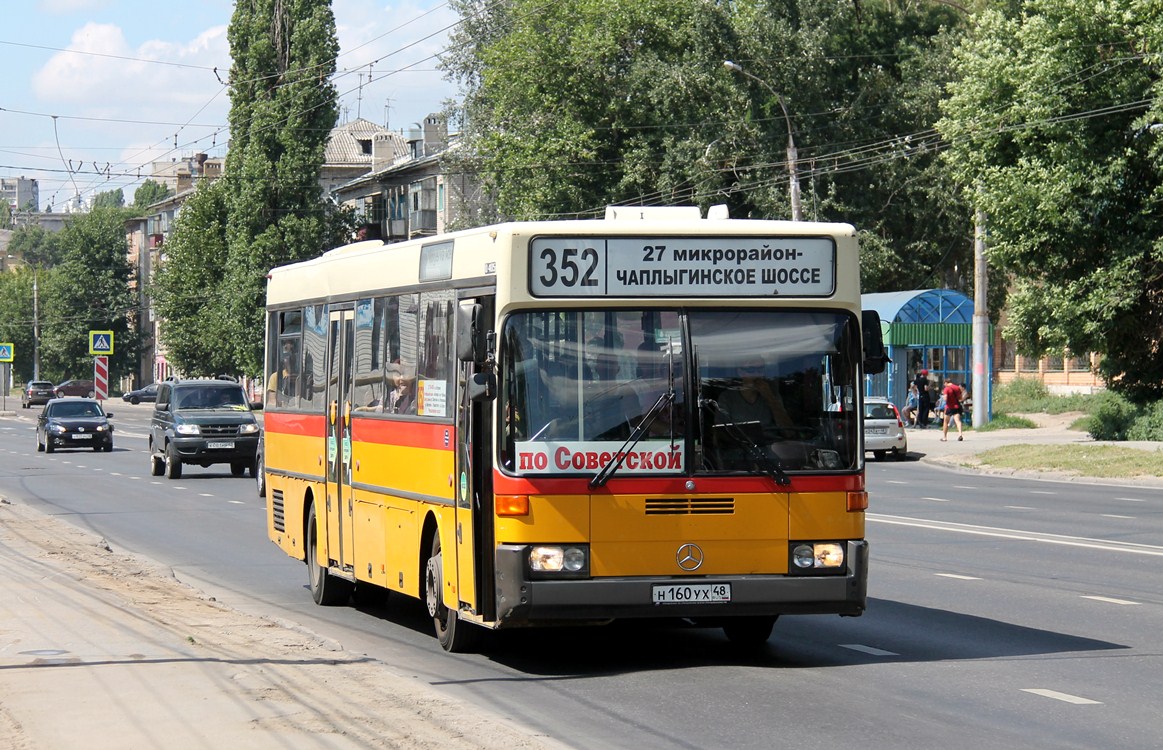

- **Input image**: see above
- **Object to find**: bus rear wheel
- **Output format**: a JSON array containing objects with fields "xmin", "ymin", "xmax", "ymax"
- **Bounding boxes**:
[
  {"xmin": 424, "ymin": 527, "xmax": 478, "ymax": 653},
  {"xmin": 307, "ymin": 503, "xmax": 352, "ymax": 606},
  {"xmin": 722, "ymin": 616, "xmax": 777, "ymax": 647}
]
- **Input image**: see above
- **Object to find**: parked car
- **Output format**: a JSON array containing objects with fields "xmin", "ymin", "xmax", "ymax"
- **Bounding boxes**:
[
  {"xmin": 54, "ymin": 379, "xmax": 96, "ymax": 398},
  {"xmin": 22, "ymin": 380, "xmax": 56, "ymax": 409},
  {"xmin": 863, "ymin": 396, "xmax": 908, "ymax": 461},
  {"xmin": 122, "ymin": 382, "xmax": 160, "ymax": 405},
  {"xmin": 36, "ymin": 398, "xmax": 114, "ymax": 453},
  {"xmin": 149, "ymin": 379, "xmax": 261, "ymax": 479}
]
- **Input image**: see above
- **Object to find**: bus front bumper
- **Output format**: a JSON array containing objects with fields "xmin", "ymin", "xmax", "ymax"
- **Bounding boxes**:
[{"xmin": 494, "ymin": 540, "xmax": 868, "ymax": 625}]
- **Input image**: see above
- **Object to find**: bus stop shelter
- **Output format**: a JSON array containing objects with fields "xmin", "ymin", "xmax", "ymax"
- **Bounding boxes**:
[{"xmin": 863, "ymin": 289, "xmax": 992, "ymax": 419}]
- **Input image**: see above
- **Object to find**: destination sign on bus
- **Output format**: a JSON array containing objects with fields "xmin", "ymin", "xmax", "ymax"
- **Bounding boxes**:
[
  {"xmin": 530, "ymin": 236, "xmax": 836, "ymax": 298},
  {"xmin": 514, "ymin": 440, "xmax": 684, "ymax": 475}
]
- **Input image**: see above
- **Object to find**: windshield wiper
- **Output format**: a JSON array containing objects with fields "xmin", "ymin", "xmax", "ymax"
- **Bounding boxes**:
[
  {"xmin": 589, "ymin": 389, "xmax": 675, "ymax": 489},
  {"xmin": 716, "ymin": 413, "xmax": 791, "ymax": 486}
]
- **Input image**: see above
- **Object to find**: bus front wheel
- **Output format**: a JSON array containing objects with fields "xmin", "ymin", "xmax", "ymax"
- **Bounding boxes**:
[
  {"xmin": 307, "ymin": 503, "xmax": 352, "ymax": 606},
  {"xmin": 722, "ymin": 616, "xmax": 777, "ymax": 647},
  {"xmin": 424, "ymin": 527, "xmax": 478, "ymax": 653}
]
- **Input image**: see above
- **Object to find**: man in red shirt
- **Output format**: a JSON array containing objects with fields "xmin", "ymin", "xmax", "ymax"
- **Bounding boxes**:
[{"xmin": 941, "ymin": 377, "xmax": 965, "ymax": 441}]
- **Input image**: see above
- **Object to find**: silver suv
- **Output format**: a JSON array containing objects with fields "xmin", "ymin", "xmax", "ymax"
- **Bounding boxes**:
[{"xmin": 149, "ymin": 379, "xmax": 261, "ymax": 479}]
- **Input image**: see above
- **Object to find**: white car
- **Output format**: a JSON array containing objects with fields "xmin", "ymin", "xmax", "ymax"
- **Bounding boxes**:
[{"xmin": 863, "ymin": 397, "xmax": 908, "ymax": 461}]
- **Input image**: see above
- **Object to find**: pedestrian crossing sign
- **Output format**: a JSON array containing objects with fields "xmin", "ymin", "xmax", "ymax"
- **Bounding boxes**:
[
  {"xmin": 0, "ymin": 343, "xmax": 12, "ymax": 363},
  {"xmin": 89, "ymin": 331, "xmax": 114, "ymax": 356}
]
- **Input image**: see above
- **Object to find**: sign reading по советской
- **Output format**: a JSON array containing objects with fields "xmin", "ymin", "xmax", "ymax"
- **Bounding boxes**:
[{"xmin": 529, "ymin": 236, "xmax": 836, "ymax": 298}]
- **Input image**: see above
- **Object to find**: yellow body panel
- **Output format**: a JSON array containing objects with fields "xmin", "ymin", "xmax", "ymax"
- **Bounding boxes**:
[
  {"xmin": 790, "ymin": 492, "xmax": 864, "ymax": 539},
  {"xmin": 494, "ymin": 494, "xmax": 591, "ymax": 543},
  {"xmin": 352, "ymin": 441, "xmax": 454, "ymax": 501}
]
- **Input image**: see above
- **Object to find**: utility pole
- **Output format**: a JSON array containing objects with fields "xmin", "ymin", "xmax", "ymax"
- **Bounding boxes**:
[
  {"xmin": 723, "ymin": 61, "xmax": 803, "ymax": 220},
  {"xmin": 33, "ymin": 269, "xmax": 40, "ymax": 382},
  {"xmin": 972, "ymin": 208, "xmax": 989, "ymax": 427}
]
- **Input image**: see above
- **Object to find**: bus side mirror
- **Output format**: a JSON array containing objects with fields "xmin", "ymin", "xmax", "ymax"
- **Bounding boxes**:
[
  {"xmin": 861, "ymin": 310, "xmax": 890, "ymax": 375},
  {"xmin": 466, "ymin": 372, "xmax": 496, "ymax": 402},
  {"xmin": 457, "ymin": 303, "xmax": 488, "ymax": 364}
]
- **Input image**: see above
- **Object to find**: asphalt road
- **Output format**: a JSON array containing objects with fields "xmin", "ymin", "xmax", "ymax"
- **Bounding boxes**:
[{"xmin": 2, "ymin": 402, "xmax": 1162, "ymax": 749}]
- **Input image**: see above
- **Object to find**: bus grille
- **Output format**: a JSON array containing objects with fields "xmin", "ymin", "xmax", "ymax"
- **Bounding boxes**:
[
  {"xmin": 272, "ymin": 489, "xmax": 285, "ymax": 532},
  {"xmin": 645, "ymin": 498, "xmax": 734, "ymax": 515}
]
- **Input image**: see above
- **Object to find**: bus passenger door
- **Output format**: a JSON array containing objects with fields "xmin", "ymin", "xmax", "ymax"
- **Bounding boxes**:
[
  {"xmin": 454, "ymin": 297, "xmax": 494, "ymax": 619},
  {"xmin": 325, "ymin": 308, "xmax": 356, "ymax": 573}
]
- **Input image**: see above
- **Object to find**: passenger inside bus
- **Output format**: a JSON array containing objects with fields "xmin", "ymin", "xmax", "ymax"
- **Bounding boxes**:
[
  {"xmin": 386, "ymin": 364, "xmax": 415, "ymax": 415},
  {"xmin": 711, "ymin": 355, "xmax": 804, "ymax": 470}
]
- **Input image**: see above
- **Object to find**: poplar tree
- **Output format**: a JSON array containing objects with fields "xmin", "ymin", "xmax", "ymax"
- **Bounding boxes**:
[{"xmin": 220, "ymin": 0, "xmax": 341, "ymax": 375}]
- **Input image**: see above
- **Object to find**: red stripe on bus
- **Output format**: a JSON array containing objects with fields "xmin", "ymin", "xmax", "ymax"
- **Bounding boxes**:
[
  {"xmin": 263, "ymin": 411, "xmax": 454, "ymax": 450},
  {"xmin": 263, "ymin": 411, "xmax": 326, "ymax": 437},
  {"xmin": 351, "ymin": 417, "xmax": 456, "ymax": 450},
  {"xmin": 492, "ymin": 472, "xmax": 864, "ymax": 494}
]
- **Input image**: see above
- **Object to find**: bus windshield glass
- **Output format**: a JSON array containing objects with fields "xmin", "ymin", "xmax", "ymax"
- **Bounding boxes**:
[{"xmin": 499, "ymin": 308, "xmax": 860, "ymax": 477}]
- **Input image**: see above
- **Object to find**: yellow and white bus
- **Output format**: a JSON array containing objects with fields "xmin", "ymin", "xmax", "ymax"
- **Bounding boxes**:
[{"xmin": 262, "ymin": 205, "xmax": 887, "ymax": 651}]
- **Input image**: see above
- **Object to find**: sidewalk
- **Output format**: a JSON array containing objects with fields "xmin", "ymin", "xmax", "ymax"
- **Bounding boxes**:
[
  {"xmin": 0, "ymin": 499, "xmax": 563, "ymax": 750},
  {"xmin": 904, "ymin": 412, "xmax": 1163, "ymax": 486}
]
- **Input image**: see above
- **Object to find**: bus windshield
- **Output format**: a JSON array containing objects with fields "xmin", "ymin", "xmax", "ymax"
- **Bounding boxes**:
[{"xmin": 499, "ymin": 308, "xmax": 861, "ymax": 477}]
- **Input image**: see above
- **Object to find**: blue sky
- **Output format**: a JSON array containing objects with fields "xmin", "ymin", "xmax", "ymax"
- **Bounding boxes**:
[{"xmin": 1, "ymin": 0, "xmax": 459, "ymax": 211}]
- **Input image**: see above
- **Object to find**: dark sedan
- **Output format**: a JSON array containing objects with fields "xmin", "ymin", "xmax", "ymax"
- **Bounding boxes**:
[
  {"xmin": 36, "ymin": 398, "xmax": 114, "ymax": 453},
  {"xmin": 122, "ymin": 382, "xmax": 160, "ymax": 404},
  {"xmin": 54, "ymin": 379, "xmax": 96, "ymax": 398}
]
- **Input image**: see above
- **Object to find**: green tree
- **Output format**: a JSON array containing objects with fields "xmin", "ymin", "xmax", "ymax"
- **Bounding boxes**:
[
  {"xmin": 134, "ymin": 179, "xmax": 171, "ymax": 209},
  {"xmin": 220, "ymin": 0, "xmax": 342, "ymax": 375},
  {"xmin": 37, "ymin": 209, "xmax": 139, "ymax": 383},
  {"xmin": 0, "ymin": 268, "xmax": 38, "ymax": 383},
  {"xmin": 938, "ymin": 0, "xmax": 1163, "ymax": 401},
  {"xmin": 91, "ymin": 189, "xmax": 125, "ymax": 209},
  {"xmin": 445, "ymin": 0, "xmax": 743, "ymax": 221},
  {"xmin": 444, "ymin": 0, "xmax": 973, "ymax": 294},
  {"xmin": 7, "ymin": 224, "xmax": 63, "ymax": 269},
  {"xmin": 0, "ymin": 200, "xmax": 11, "ymax": 228},
  {"xmin": 150, "ymin": 181, "xmax": 236, "ymax": 376}
]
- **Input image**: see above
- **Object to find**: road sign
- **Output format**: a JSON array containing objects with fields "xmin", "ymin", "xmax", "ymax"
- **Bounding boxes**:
[
  {"xmin": 89, "ymin": 330, "xmax": 114, "ymax": 356},
  {"xmin": 94, "ymin": 356, "xmax": 109, "ymax": 400},
  {"xmin": 0, "ymin": 343, "xmax": 12, "ymax": 363}
]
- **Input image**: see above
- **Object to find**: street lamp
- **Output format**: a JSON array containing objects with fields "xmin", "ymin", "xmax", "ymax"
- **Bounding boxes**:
[{"xmin": 723, "ymin": 60, "xmax": 803, "ymax": 221}]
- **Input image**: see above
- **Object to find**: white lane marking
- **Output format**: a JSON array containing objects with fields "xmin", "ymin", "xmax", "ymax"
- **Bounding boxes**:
[
  {"xmin": 1029, "ymin": 490, "xmax": 1057, "ymax": 495},
  {"xmin": 935, "ymin": 573, "xmax": 981, "ymax": 580},
  {"xmin": 1081, "ymin": 595, "xmax": 1139, "ymax": 606},
  {"xmin": 921, "ymin": 496, "xmax": 950, "ymax": 502},
  {"xmin": 1114, "ymin": 497, "xmax": 1146, "ymax": 502},
  {"xmin": 1100, "ymin": 514, "xmax": 1135, "ymax": 519},
  {"xmin": 885, "ymin": 480, "xmax": 909, "ymax": 485},
  {"xmin": 228, "ymin": 500, "xmax": 245, "ymax": 505},
  {"xmin": 840, "ymin": 644, "xmax": 898, "ymax": 657},
  {"xmin": 199, "ymin": 493, "xmax": 215, "ymax": 497},
  {"xmin": 1021, "ymin": 689, "xmax": 1101, "ymax": 705},
  {"xmin": 1005, "ymin": 505, "xmax": 1036, "ymax": 510},
  {"xmin": 953, "ymin": 485, "xmax": 977, "ymax": 490},
  {"xmin": 869, "ymin": 514, "xmax": 1163, "ymax": 557}
]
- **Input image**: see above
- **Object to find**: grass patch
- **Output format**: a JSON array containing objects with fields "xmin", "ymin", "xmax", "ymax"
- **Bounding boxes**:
[
  {"xmin": 993, "ymin": 378, "xmax": 1099, "ymax": 416},
  {"xmin": 975, "ymin": 444, "xmax": 1163, "ymax": 479},
  {"xmin": 973, "ymin": 413, "xmax": 1038, "ymax": 431}
]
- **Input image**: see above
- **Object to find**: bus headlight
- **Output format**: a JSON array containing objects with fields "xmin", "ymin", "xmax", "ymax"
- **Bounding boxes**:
[
  {"xmin": 529, "ymin": 545, "xmax": 589, "ymax": 577},
  {"xmin": 791, "ymin": 542, "xmax": 845, "ymax": 570}
]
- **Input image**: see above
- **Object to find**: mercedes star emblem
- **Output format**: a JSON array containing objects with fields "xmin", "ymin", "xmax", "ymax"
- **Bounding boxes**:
[{"xmin": 676, "ymin": 543, "xmax": 704, "ymax": 571}]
